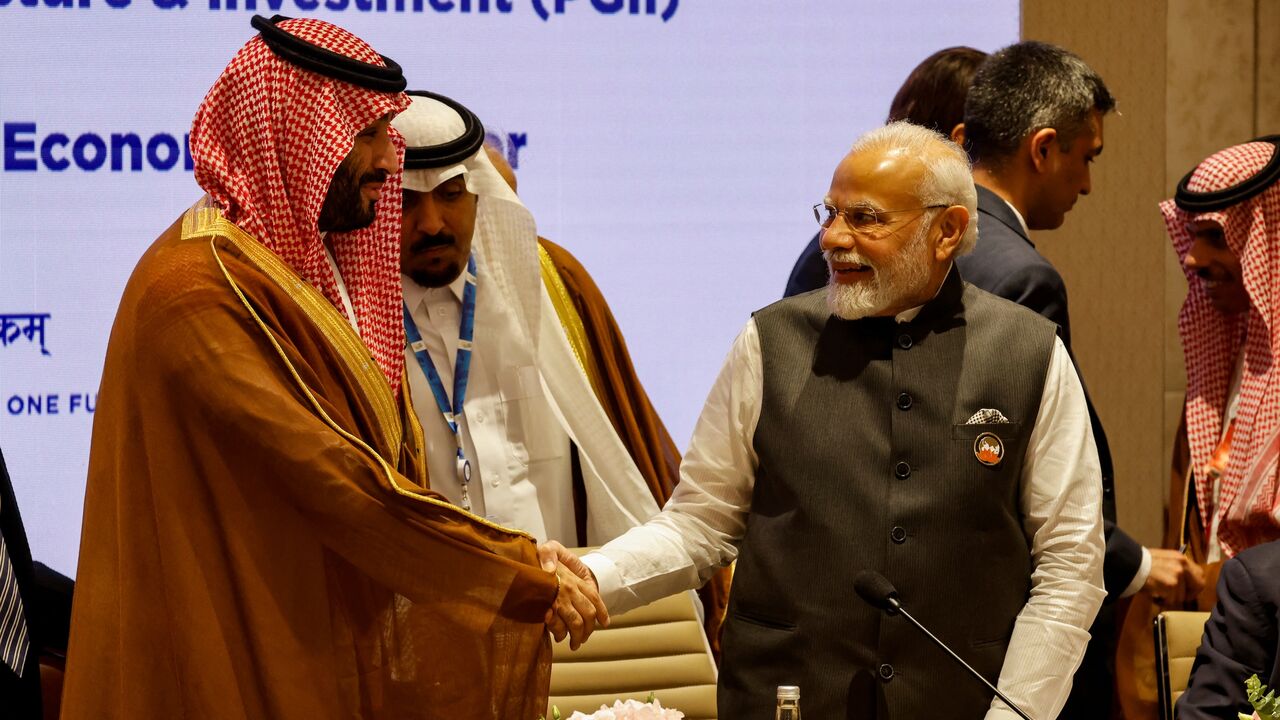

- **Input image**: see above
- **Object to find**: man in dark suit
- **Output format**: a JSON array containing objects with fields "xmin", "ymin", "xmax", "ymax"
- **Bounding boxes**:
[
  {"xmin": 1178, "ymin": 540, "xmax": 1280, "ymax": 719},
  {"xmin": 1, "ymin": 447, "xmax": 75, "ymax": 720},
  {"xmin": 1, "ymin": 447, "xmax": 43, "ymax": 719},
  {"xmin": 956, "ymin": 41, "xmax": 1206, "ymax": 718}
]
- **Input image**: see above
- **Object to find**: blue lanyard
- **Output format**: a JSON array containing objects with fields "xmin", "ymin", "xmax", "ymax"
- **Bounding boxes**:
[{"xmin": 403, "ymin": 255, "xmax": 478, "ymax": 511}]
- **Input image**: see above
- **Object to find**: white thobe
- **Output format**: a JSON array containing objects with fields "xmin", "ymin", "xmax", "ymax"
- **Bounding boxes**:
[{"xmin": 402, "ymin": 272, "xmax": 575, "ymax": 543}]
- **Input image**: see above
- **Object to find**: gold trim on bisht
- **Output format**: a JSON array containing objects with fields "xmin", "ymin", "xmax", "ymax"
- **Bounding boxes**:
[
  {"xmin": 189, "ymin": 198, "xmax": 532, "ymax": 539},
  {"xmin": 537, "ymin": 242, "xmax": 606, "ymax": 401},
  {"xmin": 182, "ymin": 197, "xmax": 402, "ymax": 458},
  {"xmin": 400, "ymin": 366, "xmax": 430, "ymax": 490}
]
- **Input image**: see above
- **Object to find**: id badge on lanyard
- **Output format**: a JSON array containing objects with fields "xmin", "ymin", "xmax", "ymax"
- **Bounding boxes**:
[{"xmin": 403, "ymin": 255, "xmax": 478, "ymax": 510}]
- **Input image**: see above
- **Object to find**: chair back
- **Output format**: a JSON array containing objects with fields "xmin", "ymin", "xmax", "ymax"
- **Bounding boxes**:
[
  {"xmin": 1153, "ymin": 610, "xmax": 1211, "ymax": 720},
  {"xmin": 548, "ymin": 589, "xmax": 717, "ymax": 720}
]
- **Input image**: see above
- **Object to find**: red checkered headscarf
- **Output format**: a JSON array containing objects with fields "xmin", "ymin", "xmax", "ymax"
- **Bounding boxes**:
[
  {"xmin": 190, "ymin": 18, "xmax": 411, "ymax": 394},
  {"xmin": 1162, "ymin": 140, "xmax": 1280, "ymax": 556}
]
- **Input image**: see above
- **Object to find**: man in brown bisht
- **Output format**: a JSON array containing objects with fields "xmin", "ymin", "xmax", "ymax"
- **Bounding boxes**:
[{"xmin": 60, "ymin": 16, "xmax": 595, "ymax": 720}]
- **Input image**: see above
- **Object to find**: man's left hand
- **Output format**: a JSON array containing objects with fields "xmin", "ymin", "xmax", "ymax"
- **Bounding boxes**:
[{"xmin": 1144, "ymin": 548, "xmax": 1206, "ymax": 607}]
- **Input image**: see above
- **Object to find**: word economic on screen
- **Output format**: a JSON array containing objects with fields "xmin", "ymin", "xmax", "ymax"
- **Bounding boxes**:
[{"xmin": 3, "ymin": 123, "xmax": 193, "ymax": 172}]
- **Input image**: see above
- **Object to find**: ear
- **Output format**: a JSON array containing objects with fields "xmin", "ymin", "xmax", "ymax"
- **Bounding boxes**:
[
  {"xmin": 1027, "ymin": 128, "xmax": 1058, "ymax": 174},
  {"xmin": 934, "ymin": 205, "xmax": 969, "ymax": 261},
  {"xmin": 949, "ymin": 123, "xmax": 966, "ymax": 146}
]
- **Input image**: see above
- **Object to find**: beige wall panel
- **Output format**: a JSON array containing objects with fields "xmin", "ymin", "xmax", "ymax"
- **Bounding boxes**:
[
  {"xmin": 1260, "ymin": 0, "xmax": 1280, "ymax": 132},
  {"xmin": 1166, "ymin": 0, "xmax": 1257, "ymax": 187},
  {"xmin": 1023, "ymin": 0, "xmax": 1169, "ymax": 545}
]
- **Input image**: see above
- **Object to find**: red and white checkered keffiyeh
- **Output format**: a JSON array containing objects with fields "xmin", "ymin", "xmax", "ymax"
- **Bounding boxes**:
[
  {"xmin": 1162, "ymin": 140, "xmax": 1280, "ymax": 556},
  {"xmin": 190, "ymin": 18, "xmax": 410, "ymax": 394}
]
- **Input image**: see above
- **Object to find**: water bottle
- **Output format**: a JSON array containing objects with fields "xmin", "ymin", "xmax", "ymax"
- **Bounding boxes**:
[{"xmin": 775, "ymin": 685, "xmax": 801, "ymax": 720}]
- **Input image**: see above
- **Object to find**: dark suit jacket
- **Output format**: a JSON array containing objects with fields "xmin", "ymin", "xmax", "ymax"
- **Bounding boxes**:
[
  {"xmin": 955, "ymin": 186, "xmax": 1073, "ymax": 343},
  {"xmin": 1177, "ymin": 541, "xmax": 1280, "ymax": 720},
  {"xmin": 1, "ymin": 447, "xmax": 42, "ymax": 719},
  {"xmin": 783, "ymin": 231, "xmax": 826, "ymax": 298}
]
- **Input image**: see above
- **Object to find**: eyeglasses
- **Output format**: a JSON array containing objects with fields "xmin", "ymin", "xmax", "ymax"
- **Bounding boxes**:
[{"xmin": 813, "ymin": 202, "xmax": 947, "ymax": 233}]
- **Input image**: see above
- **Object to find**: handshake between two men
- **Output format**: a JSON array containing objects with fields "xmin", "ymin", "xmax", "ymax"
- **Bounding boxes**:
[{"xmin": 539, "ymin": 541, "xmax": 609, "ymax": 651}]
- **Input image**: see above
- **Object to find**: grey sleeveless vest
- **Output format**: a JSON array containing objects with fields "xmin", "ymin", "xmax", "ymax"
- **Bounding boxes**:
[{"xmin": 719, "ymin": 269, "xmax": 1058, "ymax": 719}]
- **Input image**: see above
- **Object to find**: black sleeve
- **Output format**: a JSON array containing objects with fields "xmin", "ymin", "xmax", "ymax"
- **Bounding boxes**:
[
  {"xmin": 0, "ymin": 447, "xmax": 43, "ymax": 715},
  {"xmin": 30, "ymin": 562, "xmax": 74, "ymax": 656},
  {"xmin": 0, "ymin": 448, "xmax": 35, "ymax": 593},
  {"xmin": 1102, "ymin": 521, "xmax": 1144, "ymax": 602},
  {"xmin": 1177, "ymin": 554, "xmax": 1276, "ymax": 720},
  {"xmin": 782, "ymin": 233, "xmax": 828, "ymax": 298}
]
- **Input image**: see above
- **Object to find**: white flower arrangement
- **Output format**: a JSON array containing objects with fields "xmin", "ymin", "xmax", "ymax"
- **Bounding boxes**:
[
  {"xmin": 543, "ymin": 694, "xmax": 684, "ymax": 720},
  {"xmin": 563, "ymin": 698, "xmax": 684, "ymax": 719}
]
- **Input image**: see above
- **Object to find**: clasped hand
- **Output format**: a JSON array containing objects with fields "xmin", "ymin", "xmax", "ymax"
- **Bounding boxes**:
[
  {"xmin": 1143, "ymin": 547, "xmax": 1207, "ymax": 607},
  {"xmin": 538, "ymin": 541, "xmax": 610, "ymax": 650}
]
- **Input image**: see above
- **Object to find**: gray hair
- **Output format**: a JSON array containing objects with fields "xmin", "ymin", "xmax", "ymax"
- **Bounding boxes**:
[
  {"xmin": 963, "ymin": 41, "xmax": 1115, "ymax": 166},
  {"xmin": 849, "ymin": 121, "xmax": 979, "ymax": 254}
]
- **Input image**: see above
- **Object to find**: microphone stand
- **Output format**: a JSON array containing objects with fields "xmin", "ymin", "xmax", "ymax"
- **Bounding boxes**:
[{"xmin": 886, "ymin": 597, "xmax": 1035, "ymax": 720}]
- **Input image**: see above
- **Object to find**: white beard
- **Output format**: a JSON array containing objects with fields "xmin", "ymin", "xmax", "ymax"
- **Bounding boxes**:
[{"xmin": 824, "ymin": 223, "xmax": 933, "ymax": 320}]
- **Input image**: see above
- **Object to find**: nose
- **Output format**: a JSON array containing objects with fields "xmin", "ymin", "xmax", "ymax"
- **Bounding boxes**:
[
  {"xmin": 1183, "ymin": 235, "xmax": 1211, "ymax": 272},
  {"xmin": 819, "ymin": 225, "xmax": 855, "ymax": 253},
  {"xmin": 413, "ymin": 196, "xmax": 446, "ymax": 235},
  {"xmin": 1080, "ymin": 166, "xmax": 1092, "ymax": 197}
]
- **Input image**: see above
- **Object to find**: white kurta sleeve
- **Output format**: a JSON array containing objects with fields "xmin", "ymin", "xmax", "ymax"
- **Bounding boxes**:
[
  {"xmin": 581, "ymin": 319, "xmax": 763, "ymax": 614},
  {"xmin": 986, "ymin": 336, "xmax": 1107, "ymax": 720}
]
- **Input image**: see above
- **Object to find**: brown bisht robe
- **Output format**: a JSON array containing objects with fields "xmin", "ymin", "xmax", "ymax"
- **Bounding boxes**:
[
  {"xmin": 61, "ymin": 202, "xmax": 557, "ymax": 720},
  {"xmin": 537, "ymin": 238, "xmax": 732, "ymax": 657}
]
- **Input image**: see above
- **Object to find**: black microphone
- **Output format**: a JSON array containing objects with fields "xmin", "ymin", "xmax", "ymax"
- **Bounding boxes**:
[{"xmin": 854, "ymin": 571, "xmax": 1035, "ymax": 720}]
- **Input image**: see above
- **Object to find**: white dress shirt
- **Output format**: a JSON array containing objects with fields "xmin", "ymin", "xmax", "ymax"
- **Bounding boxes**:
[
  {"xmin": 402, "ymin": 272, "xmax": 575, "ymax": 542},
  {"xmin": 582, "ymin": 309, "xmax": 1106, "ymax": 720}
]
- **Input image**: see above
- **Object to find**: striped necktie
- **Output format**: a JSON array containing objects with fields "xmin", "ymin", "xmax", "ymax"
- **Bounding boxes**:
[{"xmin": 0, "ymin": 495, "xmax": 30, "ymax": 678}]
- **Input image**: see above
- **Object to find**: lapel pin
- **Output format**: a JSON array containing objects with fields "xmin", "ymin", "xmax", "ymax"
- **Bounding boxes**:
[{"xmin": 974, "ymin": 432, "xmax": 1004, "ymax": 467}]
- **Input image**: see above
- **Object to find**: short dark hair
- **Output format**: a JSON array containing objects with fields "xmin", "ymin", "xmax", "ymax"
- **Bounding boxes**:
[
  {"xmin": 886, "ymin": 46, "xmax": 989, "ymax": 134},
  {"xmin": 963, "ymin": 41, "xmax": 1115, "ymax": 166}
]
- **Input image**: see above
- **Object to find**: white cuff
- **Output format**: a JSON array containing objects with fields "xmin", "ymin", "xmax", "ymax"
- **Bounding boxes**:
[
  {"xmin": 580, "ymin": 552, "xmax": 625, "ymax": 610},
  {"xmin": 1120, "ymin": 546, "xmax": 1153, "ymax": 599}
]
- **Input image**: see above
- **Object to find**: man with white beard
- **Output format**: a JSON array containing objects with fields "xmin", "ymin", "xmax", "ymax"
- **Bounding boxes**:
[{"xmin": 545, "ymin": 122, "xmax": 1106, "ymax": 719}]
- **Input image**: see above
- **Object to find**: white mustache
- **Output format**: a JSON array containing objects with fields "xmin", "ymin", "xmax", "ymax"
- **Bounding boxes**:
[{"xmin": 823, "ymin": 249, "xmax": 876, "ymax": 269}]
